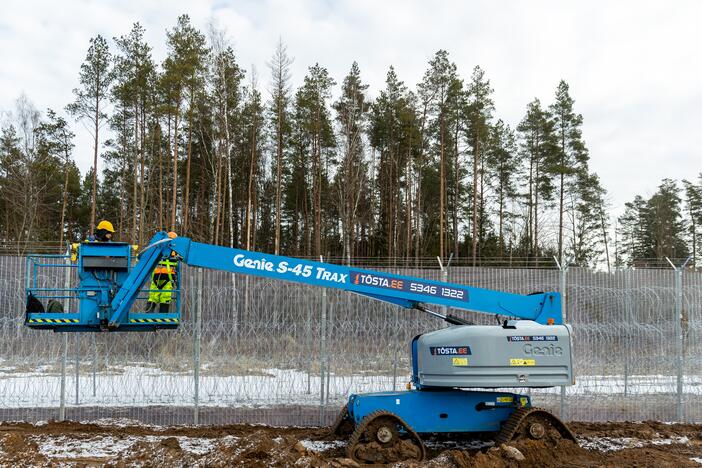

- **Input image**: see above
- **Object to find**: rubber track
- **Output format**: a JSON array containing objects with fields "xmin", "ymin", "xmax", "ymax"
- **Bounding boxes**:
[
  {"xmin": 494, "ymin": 407, "xmax": 577, "ymax": 446},
  {"xmin": 346, "ymin": 409, "xmax": 426, "ymax": 463},
  {"xmin": 329, "ymin": 405, "xmax": 351, "ymax": 436}
]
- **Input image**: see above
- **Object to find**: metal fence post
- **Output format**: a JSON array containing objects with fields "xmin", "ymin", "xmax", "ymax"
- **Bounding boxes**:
[
  {"xmin": 554, "ymin": 257, "xmax": 569, "ymax": 420},
  {"xmin": 74, "ymin": 334, "xmax": 80, "ymax": 405},
  {"xmin": 306, "ymin": 300, "xmax": 312, "ymax": 394},
  {"xmin": 675, "ymin": 265, "xmax": 683, "ymax": 422},
  {"xmin": 59, "ymin": 247, "xmax": 71, "ymax": 420},
  {"xmin": 623, "ymin": 269, "xmax": 632, "ymax": 397},
  {"xmin": 60, "ymin": 334, "xmax": 67, "ymax": 419},
  {"xmin": 392, "ymin": 306, "xmax": 399, "ymax": 391},
  {"xmin": 194, "ymin": 267, "xmax": 203, "ymax": 425},
  {"xmin": 92, "ymin": 335, "xmax": 97, "ymax": 397},
  {"xmin": 319, "ymin": 256, "xmax": 328, "ymax": 425},
  {"xmin": 437, "ymin": 254, "xmax": 453, "ymax": 324},
  {"xmin": 326, "ymin": 301, "xmax": 333, "ymax": 405},
  {"xmin": 667, "ymin": 257, "xmax": 690, "ymax": 422}
]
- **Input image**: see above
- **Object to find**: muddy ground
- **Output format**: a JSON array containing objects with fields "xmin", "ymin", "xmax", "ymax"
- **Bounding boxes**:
[{"xmin": 0, "ymin": 419, "xmax": 700, "ymax": 467}]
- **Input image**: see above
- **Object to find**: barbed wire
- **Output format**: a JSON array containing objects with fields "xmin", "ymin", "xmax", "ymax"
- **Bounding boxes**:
[{"xmin": 0, "ymin": 256, "xmax": 699, "ymax": 425}]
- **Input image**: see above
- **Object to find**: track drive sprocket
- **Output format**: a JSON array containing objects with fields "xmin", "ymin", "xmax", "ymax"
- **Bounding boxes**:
[
  {"xmin": 495, "ymin": 407, "xmax": 577, "ymax": 446},
  {"xmin": 346, "ymin": 410, "xmax": 426, "ymax": 464}
]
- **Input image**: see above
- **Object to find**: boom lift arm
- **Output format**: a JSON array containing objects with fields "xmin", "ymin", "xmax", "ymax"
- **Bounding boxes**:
[{"xmin": 108, "ymin": 232, "xmax": 562, "ymax": 329}]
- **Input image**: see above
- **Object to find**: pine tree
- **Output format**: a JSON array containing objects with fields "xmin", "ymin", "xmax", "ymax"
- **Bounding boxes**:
[
  {"xmin": 112, "ymin": 23, "xmax": 157, "ymax": 244},
  {"xmin": 549, "ymin": 80, "xmax": 588, "ymax": 262},
  {"xmin": 241, "ymin": 68, "xmax": 265, "ymax": 251},
  {"xmin": 619, "ymin": 180, "xmax": 689, "ymax": 265},
  {"xmin": 517, "ymin": 99, "xmax": 556, "ymax": 261},
  {"xmin": 170, "ymin": 15, "xmax": 208, "ymax": 234},
  {"xmin": 683, "ymin": 175, "xmax": 702, "ymax": 265},
  {"xmin": 464, "ymin": 66, "xmax": 494, "ymax": 263},
  {"xmin": 648, "ymin": 179, "xmax": 688, "ymax": 260},
  {"xmin": 333, "ymin": 62, "xmax": 369, "ymax": 263},
  {"xmin": 292, "ymin": 64, "xmax": 335, "ymax": 256},
  {"xmin": 618, "ymin": 195, "xmax": 651, "ymax": 264},
  {"xmin": 484, "ymin": 119, "xmax": 519, "ymax": 257},
  {"xmin": 418, "ymin": 50, "xmax": 461, "ymax": 261},
  {"xmin": 0, "ymin": 125, "xmax": 25, "ymax": 248},
  {"xmin": 34, "ymin": 109, "xmax": 76, "ymax": 250},
  {"xmin": 369, "ymin": 66, "xmax": 418, "ymax": 260},
  {"xmin": 570, "ymin": 172, "xmax": 608, "ymax": 267},
  {"xmin": 66, "ymin": 35, "xmax": 113, "ymax": 235},
  {"xmin": 268, "ymin": 39, "xmax": 293, "ymax": 255},
  {"xmin": 162, "ymin": 15, "xmax": 208, "ymax": 232}
]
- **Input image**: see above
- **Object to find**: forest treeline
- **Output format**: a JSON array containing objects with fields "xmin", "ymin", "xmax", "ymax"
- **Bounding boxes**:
[{"xmin": 1, "ymin": 15, "xmax": 700, "ymax": 267}]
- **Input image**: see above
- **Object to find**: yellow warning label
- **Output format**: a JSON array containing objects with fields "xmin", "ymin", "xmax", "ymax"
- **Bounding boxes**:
[
  {"xmin": 496, "ymin": 396, "xmax": 514, "ymax": 403},
  {"xmin": 520, "ymin": 397, "xmax": 529, "ymax": 407},
  {"xmin": 510, "ymin": 358, "xmax": 536, "ymax": 366},
  {"xmin": 452, "ymin": 357, "xmax": 469, "ymax": 366}
]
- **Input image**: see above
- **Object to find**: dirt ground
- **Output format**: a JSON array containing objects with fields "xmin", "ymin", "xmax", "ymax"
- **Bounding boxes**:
[{"xmin": 0, "ymin": 418, "xmax": 700, "ymax": 467}]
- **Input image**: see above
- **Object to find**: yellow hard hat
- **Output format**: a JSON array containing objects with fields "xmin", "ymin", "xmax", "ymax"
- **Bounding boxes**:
[{"xmin": 97, "ymin": 220, "xmax": 115, "ymax": 233}]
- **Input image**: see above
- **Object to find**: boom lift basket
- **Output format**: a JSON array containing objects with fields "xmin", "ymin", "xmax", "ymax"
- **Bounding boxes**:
[{"xmin": 24, "ymin": 242, "xmax": 181, "ymax": 332}]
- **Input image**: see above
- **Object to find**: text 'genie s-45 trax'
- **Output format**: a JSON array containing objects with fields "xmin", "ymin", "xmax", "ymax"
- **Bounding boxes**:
[{"xmin": 25, "ymin": 231, "xmax": 576, "ymax": 464}]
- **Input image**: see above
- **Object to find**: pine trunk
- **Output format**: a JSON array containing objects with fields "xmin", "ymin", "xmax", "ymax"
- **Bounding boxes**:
[
  {"xmin": 171, "ymin": 98, "xmax": 180, "ymax": 231},
  {"xmin": 91, "ymin": 93, "xmax": 99, "ymax": 235},
  {"xmin": 213, "ymin": 140, "xmax": 223, "ymax": 244},
  {"xmin": 275, "ymin": 99, "xmax": 283, "ymax": 255},
  {"xmin": 472, "ymin": 131, "xmax": 480, "ymax": 266},
  {"xmin": 183, "ymin": 86, "xmax": 194, "ymax": 235},
  {"xmin": 132, "ymin": 101, "xmax": 139, "ymax": 244},
  {"xmin": 558, "ymin": 171, "xmax": 564, "ymax": 262},
  {"xmin": 59, "ymin": 153, "xmax": 70, "ymax": 252},
  {"xmin": 405, "ymin": 154, "xmax": 412, "ymax": 263},
  {"xmin": 245, "ymin": 113, "xmax": 257, "ymax": 250},
  {"xmin": 439, "ymin": 112, "xmax": 445, "ymax": 261},
  {"xmin": 453, "ymin": 120, "xmax": 459, "ymax": 259}
]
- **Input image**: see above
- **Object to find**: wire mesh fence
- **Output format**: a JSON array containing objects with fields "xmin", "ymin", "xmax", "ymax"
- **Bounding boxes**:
[{"xmin": 0, "ymin": 255, "xmax": 700, "ymax": 426}]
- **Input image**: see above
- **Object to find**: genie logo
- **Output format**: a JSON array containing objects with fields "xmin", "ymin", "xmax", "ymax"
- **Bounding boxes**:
[
  {"xmin": 523, "ymin": 343, "xmax": 563, "ymax": 356},
  {"xmin": 233, "ymin": 253, "xmax": 274, "ymax": 272}
]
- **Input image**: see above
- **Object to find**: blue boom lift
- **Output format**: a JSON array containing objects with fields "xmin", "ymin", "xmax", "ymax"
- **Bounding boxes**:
[{"xmin": 25, "ymin": 231, "xmax": 576, "ymax": 463}]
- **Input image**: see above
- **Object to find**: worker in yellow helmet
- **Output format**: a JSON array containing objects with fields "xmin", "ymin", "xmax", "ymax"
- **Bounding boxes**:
[
  {"xmin": 91, "ymin": 220, "xmax": 115, "ymax": 242},
  {"xmin": 72, "ymin": 219, "xmax": 116, "ymax": 261},
  {"xmin": 145, "ymin": 251, "xmax": 179, "ymax": 313}
]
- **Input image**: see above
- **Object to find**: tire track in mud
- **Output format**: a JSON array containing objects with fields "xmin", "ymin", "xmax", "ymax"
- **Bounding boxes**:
[{"xmin": 0, "ymin": 420, "xmax": 699, "ymax": 466}]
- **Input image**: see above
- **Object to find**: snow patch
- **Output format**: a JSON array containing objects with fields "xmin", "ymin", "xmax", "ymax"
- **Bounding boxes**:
[
  {"xmin": 32, "ymin": 433, "xmax": 235, "ymax": 459},
  {"xmin": 579, "ymin": 435, "xmax": 690, "ymax": 452},
  {"xmin": 175, "ymin": 436, "xmax": 222, "ymax": 455},
  {"xmin": 82, "ymin": 418, "xmax": 165, "ymax": 430},
  {"xmin": 424, "ymin": 438, "xmax": 493, "ymax": 451},
  {"xmin": 34, "ymin": 435, "xmax": 137, "ymax": 459},
  {"xmin": 690, "ymin": 457, "xmax": 702, "ymax": 464},
  {"xmin": 299, "ymin": 440, "xmax": 345, "ymax": 452}
]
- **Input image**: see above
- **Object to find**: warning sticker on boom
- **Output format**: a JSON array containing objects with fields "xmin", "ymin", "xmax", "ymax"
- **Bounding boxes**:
[
  {"xmin": 510, "ymin": 358, "xmax": 536, "ymax": 366},
  {"xmin": 452, "ymin": 357, "xmax": 469, "ymax": 366}
]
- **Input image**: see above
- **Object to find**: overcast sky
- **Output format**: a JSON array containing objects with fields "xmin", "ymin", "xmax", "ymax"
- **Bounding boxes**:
[{"xmin": 1, "ymin": 0, "xmax": 700, "ymax": 217}]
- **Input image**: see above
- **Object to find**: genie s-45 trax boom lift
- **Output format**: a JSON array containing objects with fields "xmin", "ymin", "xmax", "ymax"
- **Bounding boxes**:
[{"xmin": 25, "ymin": 231, "xmax": 576, "ymax": 464}]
